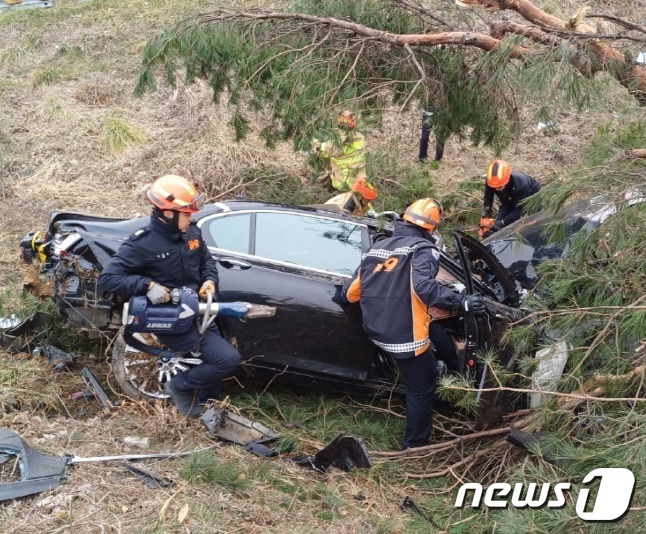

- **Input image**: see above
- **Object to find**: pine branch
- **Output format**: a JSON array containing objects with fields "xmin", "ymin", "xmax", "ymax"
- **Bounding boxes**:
[
  {"xmin": 458, "ymin": 0, "xmax": 646, "ymax": 102},
  {"xmin": 195, "ymin": 9, "xmax": 536, "ymax": 56},
  {"xmin": 371, "ymin": 415, "xmax": 531, "ymax": 458}
]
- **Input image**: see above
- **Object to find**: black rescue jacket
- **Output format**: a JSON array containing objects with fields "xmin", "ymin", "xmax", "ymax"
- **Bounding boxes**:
[
  {"xmin": 483, "ymin": 171, "xmax": 541, "ymax": 226},
  {"xmin": 98, "ymin": 212, "xmax": 218, "ymax": 299},
  {"xmin": 343, "ymin": 221, "xmax": 462, "ymax": 359}
]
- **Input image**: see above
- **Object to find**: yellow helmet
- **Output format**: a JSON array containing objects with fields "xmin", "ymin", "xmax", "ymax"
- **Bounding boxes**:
[{"xmin": 402, "ymin": 198, "xmax": 444, "ymax": 232}]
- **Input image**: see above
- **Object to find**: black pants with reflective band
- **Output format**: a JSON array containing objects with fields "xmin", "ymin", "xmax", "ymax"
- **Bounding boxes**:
[
  {"xmin": 394, "ymin": 349, "xmax": 437, "ymax": 449},
  {"xmin": 158, "ymin": 325, "xmax": 241, "ymax": 402}
]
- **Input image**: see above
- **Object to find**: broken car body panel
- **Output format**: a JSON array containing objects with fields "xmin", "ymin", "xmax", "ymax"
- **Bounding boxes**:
[
  {"xmin": 0, "ymin": 428, "xmax": 69, "ymax": 501},
  {"xmin": 483, "ymin": 191, "xmax": 646, "ymax": 289}
]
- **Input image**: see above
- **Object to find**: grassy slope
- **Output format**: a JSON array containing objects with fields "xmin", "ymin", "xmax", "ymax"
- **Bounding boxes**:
[{"xmin": 0, "ymin": 1, "xmax": 644, "ymax": 532}]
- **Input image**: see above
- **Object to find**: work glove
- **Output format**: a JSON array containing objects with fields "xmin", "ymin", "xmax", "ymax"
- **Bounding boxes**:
[
  {"xmin": 460, "ymin": 294, "xmax": 486, "ymax": 315},
  {"xmin": 147, "ymin": 282, "xmax": 170, "ymax": 305},
  {"xmin": 199, "ymin": 280, "xmax": 216, "ymax": 299}
]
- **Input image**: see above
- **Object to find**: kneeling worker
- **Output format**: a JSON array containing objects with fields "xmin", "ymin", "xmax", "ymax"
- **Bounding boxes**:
[
  {"xmin": 99, "ymin": 175, "xmax": 241, "ymax": 417},
  {"xmin": 343, "ymin": 199, "xmax": 486, "ymax": 449}
]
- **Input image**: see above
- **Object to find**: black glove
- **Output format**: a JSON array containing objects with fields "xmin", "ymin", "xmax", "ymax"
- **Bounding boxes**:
[
  {"xmin": 460, "ymin": 294, "xmax": 486, "ymax": 315},
  {"xmin": 492, "ymin": 220, "xmax": 505, "ymax": 231}
]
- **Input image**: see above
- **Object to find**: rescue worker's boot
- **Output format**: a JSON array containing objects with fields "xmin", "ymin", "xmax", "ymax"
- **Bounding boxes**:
[{"xmin": 164, "ymin": 380, "xmax": 204, "ymax": 418}]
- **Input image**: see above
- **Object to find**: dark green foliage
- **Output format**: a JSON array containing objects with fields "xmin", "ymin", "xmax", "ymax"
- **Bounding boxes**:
[{"xmin": 136, "ymin": 0, "xmax": 532, "ymax": 152}]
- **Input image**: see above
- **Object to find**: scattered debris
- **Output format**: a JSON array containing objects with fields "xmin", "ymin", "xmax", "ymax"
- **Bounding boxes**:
[
  {"xmin": 0, "ymin": 428, "xmax": 69, "ymax": 502},
  {"xmin": 537, "ymin": 119, "xmax": 555, "ymax": 131},
  {"xmin": 294, "ymin": 434, "xmax": 372, "ymax": 473},
  {"xmin": 399, "ymin": 496, "xmax": 442, "ymax": 529},
  {"xmin": 123, "ymin": 463, "xmax": 174, "ymax": 489},
  {"xmin": 244, "ymin": 441, "xmax": 278, "ymax": 458},
  {"xmin": 636, "ymin": 52, "xmax": 646, "ymax": 65},
  {"xmin": 201, "ymin": 407, "xmax": 278, "ymax": 446},
  {"xmin": 0, "ymin": 312, "xmax": 53, "ymax": 353},
  {"xmin": 0, "ymin": 314, "xmax": 21, "ymax": 329},
  {"xmin": 82, "ymin": 366, "xmax": 120, "ymax": 412},
  {"xmin": 506, "ymin": 427, "xmax": 557, "ymax": 465},
  {"xmin": 0, "ymin": 0, "xmax": 54, "ymax": 15},
  {"xmin": 281, "ymin": 420, "xmax": 302, "ymax": 429},
  {"xmin": 34, "ymin": 345, "xmax": 75, "ymax": 372},
  {"xmin": 117, "ymin": 436, "xmax": 150, "ymax": 449},
  {"xmin": 70, "ymin": 389, "xmax": 95, "ymax": 401},
  {"xmin": 530, "ymin": 339, "xmax": 570, "ymax": 408}
]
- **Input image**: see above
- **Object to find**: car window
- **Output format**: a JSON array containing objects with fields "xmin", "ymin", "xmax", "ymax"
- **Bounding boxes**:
[
  {"xmin": 205, "ymin": 213, "xmax": 251, "ymax": 254},
  {"xmin": 255, "ymin": 212, "xmax": 362, "ymax": 275}
]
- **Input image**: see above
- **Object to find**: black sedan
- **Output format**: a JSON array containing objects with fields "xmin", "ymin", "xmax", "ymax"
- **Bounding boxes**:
[{"xmin": 20, "ymin": 200, "xmax": 525, "ymax": 425}]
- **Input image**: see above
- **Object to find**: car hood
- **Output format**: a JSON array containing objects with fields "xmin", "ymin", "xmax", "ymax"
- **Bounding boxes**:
[{"xmin": 483, "ymin": 189, "xmax": 646, "ymax": 289}]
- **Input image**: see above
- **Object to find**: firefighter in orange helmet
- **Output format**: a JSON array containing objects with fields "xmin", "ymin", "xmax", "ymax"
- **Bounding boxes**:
[
  {"xmin": 99, "ymin": 175, "xmax": 241, "ymax": 417},
  {"xmin": 480, "ymin": 160, "xmax": 541, "ymax": 239},
  {"xmin": 343, "ymin": 199, "xmax": 487, "ymax": 449}
]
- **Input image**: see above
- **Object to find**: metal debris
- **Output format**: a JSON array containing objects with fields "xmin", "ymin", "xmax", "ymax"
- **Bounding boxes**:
[
  {"xmin": 0, "ymin": 312, "xmax": 54, "ymax": 354},
  {"xmin": 123, "ymin": 463, "xmax": 174, "ymax": 489},
  {"xmin": 399, "ymin": 496, "xmax": 442, "ymax": 529},
  {"xmin": 201, "ymin": 407, "xmax": 278, "ymax": 446},
  {"xmin": 82, "ymin": 367, "xmax": 120, "ymax": 412}
]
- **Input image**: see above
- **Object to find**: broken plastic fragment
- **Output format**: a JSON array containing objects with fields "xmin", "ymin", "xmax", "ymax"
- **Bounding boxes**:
[
  {"xmin": 0, "ymin": 428, "xmax": 69, "ymax": 502},
  {"xmin": 294, "ymin": 434, "xmax": 372, "ymax": 473}
]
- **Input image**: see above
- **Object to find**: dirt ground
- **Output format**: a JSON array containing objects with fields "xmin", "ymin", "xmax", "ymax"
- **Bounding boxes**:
[{"xmin": 1, "ymin": 0, "xmax": 644, "ymax": 532}]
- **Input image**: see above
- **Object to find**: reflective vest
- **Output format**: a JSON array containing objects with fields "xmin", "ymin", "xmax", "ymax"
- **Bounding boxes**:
[{"xmin": 320, "ymin": 131, "xmax": 367, "ymax": 190}]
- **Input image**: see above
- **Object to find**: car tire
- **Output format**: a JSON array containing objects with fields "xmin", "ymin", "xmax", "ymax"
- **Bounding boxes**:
[{"xmin": 112, "ymin": 331, "xmax": 203, "ymax": 401}]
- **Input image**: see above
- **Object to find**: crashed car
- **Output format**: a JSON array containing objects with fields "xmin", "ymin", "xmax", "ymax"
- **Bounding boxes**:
[
  {"xmin": 20, "ymin": 200, "xmax": 525, "ymax": 425},
  {"xmin": 483, "ymin": 190, "xmax": 646, "ymax": 290}
]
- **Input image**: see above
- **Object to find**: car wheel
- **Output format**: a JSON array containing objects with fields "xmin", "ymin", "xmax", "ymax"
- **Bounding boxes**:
[{"xmin": 112, "ymin": 331, "xmax": 203, "ymax": 401}]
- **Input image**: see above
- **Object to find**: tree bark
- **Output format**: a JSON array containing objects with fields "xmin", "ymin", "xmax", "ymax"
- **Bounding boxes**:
[{"xmin": 462, "ymin": 0, "xmax": 646, "ymax": 103}]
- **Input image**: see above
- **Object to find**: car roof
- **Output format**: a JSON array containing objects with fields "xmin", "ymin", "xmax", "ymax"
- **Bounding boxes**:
[{"xmin": 197, "ymin": 199, "xmax": 380, "ymax": 226}]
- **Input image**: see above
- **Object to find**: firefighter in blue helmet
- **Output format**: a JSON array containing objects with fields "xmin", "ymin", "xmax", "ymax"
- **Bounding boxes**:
[
  {"xmin": 99, "ymin": 175, "xmax": 241, "ymax": 417},
  {"xmin": 343, "ymin": 199, "xmax": 487, "ymax": 449}
]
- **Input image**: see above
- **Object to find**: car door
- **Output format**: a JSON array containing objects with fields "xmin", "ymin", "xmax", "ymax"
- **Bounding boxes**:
[{"xmin": 199, "ymin": 209, "xmax": 378, "ymax": 382}]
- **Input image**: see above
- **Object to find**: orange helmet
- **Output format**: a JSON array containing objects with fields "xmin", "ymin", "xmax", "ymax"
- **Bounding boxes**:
[
  {"xmin": 403, "ymin": 198, "xmax": 444, "ymax": 232},
  {"xmin": 486, "ymin": 160, "xmax": 511, "ymax": 189},
  {"xmin": 337, "ymin": 110, "xmax": 356, "ymax": 129},
  {"xmin": 351, "ymin": 178, "xmax": 378, "ymax": 201},
  {"xmin": 147, "ymin": 175, "xmax": 204, "ymax": 213}
]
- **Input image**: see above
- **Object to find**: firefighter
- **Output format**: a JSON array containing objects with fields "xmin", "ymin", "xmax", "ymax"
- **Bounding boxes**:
[
  {"xmin": 312, "ymin": 110, "xmax": 367, "ymax": 191},
  {"xmin": 343, "ymin": 199, "xmax": 487, "ymax": 449},
  {"xmin": 480, "ymin": 160, "xmax": 541, "ymax": 239},
  {"xmin": 98, "ymin": 175, "xmax": 241, "ymax": 417},
  {"xmin": 324, "ymin": 177, "xmax": 378, "ymax": 216}
]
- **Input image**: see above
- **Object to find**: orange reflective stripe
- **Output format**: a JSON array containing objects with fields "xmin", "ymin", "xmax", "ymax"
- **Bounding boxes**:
[{"xmin": 410, "ymin": 268, "xmax": 431, "ymax": 356}]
